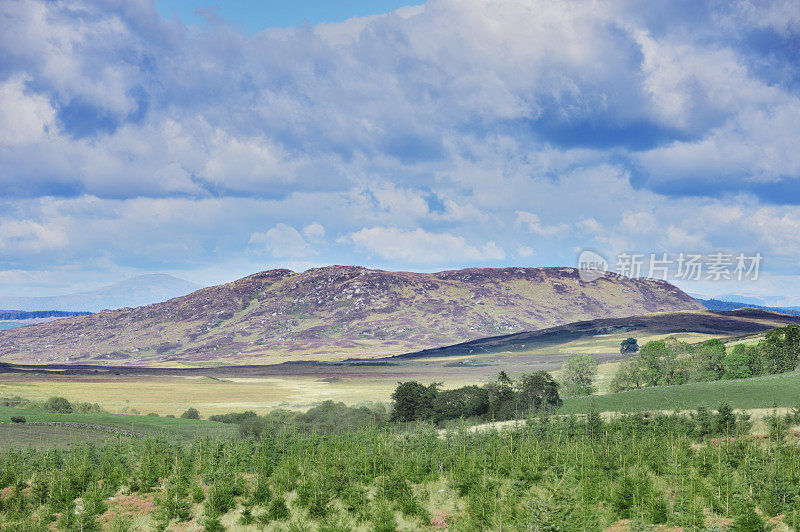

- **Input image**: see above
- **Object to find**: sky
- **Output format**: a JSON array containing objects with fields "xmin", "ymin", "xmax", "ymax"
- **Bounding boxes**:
[{"xmin": 1, "ymin": 0, "xmax": 800, "ymax": 301}]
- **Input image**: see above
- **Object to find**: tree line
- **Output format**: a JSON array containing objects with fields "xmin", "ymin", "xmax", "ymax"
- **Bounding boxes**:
[
  {"xmin": 388, "ymin": 370, "xmax": 561, "ymax": 423},
  {"xmin": 611, "ymin": 325, "xmax": 800, "ymax": 392}
]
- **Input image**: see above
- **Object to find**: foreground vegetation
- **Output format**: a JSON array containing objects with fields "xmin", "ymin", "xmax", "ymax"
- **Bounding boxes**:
[{"xmin": 1, "ymin": 404, "xmax": 800, "ymax": 530}]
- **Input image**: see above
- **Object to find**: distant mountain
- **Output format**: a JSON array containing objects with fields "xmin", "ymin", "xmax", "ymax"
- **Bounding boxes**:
[
  {"xmin": 0, "ymin": 266, "xmax": 704, "ymax": 365},
  {"xmin": 0, "ymin": 274, "xmax": 203, "ymax": 312},
  {"xmin": 694, "ymin": 297, "xmax": 800, "ymax": 317}
]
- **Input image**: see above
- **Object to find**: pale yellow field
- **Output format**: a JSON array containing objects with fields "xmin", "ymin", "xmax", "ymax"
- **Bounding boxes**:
[
  {"xmin": 0, "ymin": 370, "xmax": 487, "ymax": 417},
  {"xmin": 0, "ymin": 375, "xmax": 402, "ymax": 416}
]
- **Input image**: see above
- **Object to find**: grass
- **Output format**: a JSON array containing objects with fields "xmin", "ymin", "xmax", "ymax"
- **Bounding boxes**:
[
  {"xmin": 0, "ymin": 424, "xmax": 124, "ymax": 449},
  {"xmin": 0, "ymin": 374, "xmax": 402, "ymax": 416},
  {"xmin": 561, "ymin": 371, "xmax": 800, "ymax": 414},
  {"xmin": 0, "ymin": 406, "xmax": 237, "ymax": 440}
]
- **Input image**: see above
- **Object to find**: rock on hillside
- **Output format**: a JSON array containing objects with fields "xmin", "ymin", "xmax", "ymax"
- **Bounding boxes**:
[{"xmin": 0, "ymin": 266, "xmax": 705, "ymax": 364}]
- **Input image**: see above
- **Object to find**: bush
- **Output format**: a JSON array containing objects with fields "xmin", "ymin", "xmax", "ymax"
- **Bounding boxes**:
[
  {"xmin": 180, "ymin": 407, "xmax": 201, "ymax": 419},
  {"xmin": 44, "ymin": 396, "xmax": 73, "ymax": 413},
  {"xmin": 10, "ymin": 415, "xmax": 25, "ymax": 423},
  {"xmin": 266, "ymin": 497, "xmax": 290, "ymax": 521}
]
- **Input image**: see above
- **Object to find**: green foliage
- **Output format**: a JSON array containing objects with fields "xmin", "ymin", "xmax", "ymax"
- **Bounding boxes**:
[
  {"xmin": 180, "ymin": 407, "xmax": 201, "ymax": 419},
  {"xmin": 715, "ymin": 401, "xmax": 736, "ymax": 435},
  {"xmin": 620, "ymin": 337, "xmax": 639, "ymax": 354},
  {"xmin": 266, "ymin": 497, "xmax": 290, "ymax": 521},
  {"xmin": 560, "ymin": 354, "xmax": 599, "ymax": 396},
  {"xmin": 43, "ymin": 397, "xmax": 73, "ymax": 414},
  {"xmin": 389, "ymin": 381, "xmax": 439, "ymax": 422},
  {"xmin": 609, "ymin": 326, "xmax": 800, "ymax": 395},
  {"xmin": 731, "ymin": 506, "xmax": 765, "ymax": 531},
  {"xmin": 1, "ymin": 398, "xmax": 798, "ymax": 530}
]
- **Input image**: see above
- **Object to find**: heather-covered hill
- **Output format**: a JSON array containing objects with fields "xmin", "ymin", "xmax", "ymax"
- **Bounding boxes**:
[{"xmin": 0, "ymin": 266, "xmax": 704, "ymax": 365}]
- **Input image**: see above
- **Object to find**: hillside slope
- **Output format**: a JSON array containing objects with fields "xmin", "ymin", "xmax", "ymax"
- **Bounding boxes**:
[
  {"xmin": 0, "ymin": 266, "xmax": 704, "ymax": 365},
  {"xmin": 0, "ymin": 274, "xmax": 203, "ymax": 312},
  {"xmin": 393, "ymin": 308, "xmax": 800, "ymax": 359}
]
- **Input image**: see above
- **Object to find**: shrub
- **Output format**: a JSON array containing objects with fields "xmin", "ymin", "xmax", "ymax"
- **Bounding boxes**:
[
  {"xmin": 10, "ymin": 415, "xmax": 25, "ymax": 423},
  {"xmin": 180, "ymin": 407, "xmax": 201, "ymax": 419},
  {"xmin": 266, "ymin": 497, "xmax": 290, "ymax": 521},
  {"xmin": 44, "ymin": 396, "xmax": 73, "ymax": 413},
  {"xmin": 731, "ymin": 506, "xmax": 765, "ymax": 531}
]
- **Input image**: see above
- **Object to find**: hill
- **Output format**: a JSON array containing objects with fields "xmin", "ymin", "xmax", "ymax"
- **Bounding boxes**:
[
  {"xmin": 393, "ymin": 308, "xmax": 800, "ymax": 359},
  {"xmin": 695, "ymin": 297, "xmax": 800, "ymax": 316},
  {"xmin": 0, "ymin": 274, "xmax": 203, "ymax": 312},
  {"xmin": 0, "ymin": 266, "xmax": 703, "ymax": 365}
]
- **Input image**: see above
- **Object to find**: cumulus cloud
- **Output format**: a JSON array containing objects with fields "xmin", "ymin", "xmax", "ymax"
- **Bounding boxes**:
[
  {"xmin": 1, "ymin": 0, "xmax": 800, "ymax": 295},
  {"xmin": 515, "ymin": 211, "xmax": 571, "ymax": 237},
  {"xmin": 350, "ymin": 227, "xmax": 505, "ymax": 263},
  {"xmin": 249, "ymin": 223, "xmax": 315, "ymax": 258}
]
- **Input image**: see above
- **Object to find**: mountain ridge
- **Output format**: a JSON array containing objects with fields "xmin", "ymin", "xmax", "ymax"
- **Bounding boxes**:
[
  {"xmin": 0, "ymin": 265, "xmax": 705, "ymax": 365},
  {"xmin": 0, "ymin": 274, "xmax": 203, "ymax": 312}
]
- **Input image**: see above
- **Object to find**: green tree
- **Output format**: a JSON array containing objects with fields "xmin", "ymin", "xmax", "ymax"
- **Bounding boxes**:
[
  {"xmin": 715, "ymin": 402, "xmax": 736, "ymax": 435},
  {"xmin": 389, "ymin": 381, "xmax": 439, "ymax": 422},
  {"xmin": 432, "ymin": 385, "xmax": 489, "ymax": 422},
  {"xmin": 515, "ymin": 371, "xmax": 561, "ymax": 414},
  {"xmin": 638, "ymin": 340, "xmax": 677, "ymax": 386},
  {"xmin": 486, "ymin": 371, "xmax": 516, "ymax": 419},
  {"xmin": 723, "ymin": 344, "xmax": 752, "ymax": 379},
  {"xmin": 180, "ymin": 407, "xmax": 201, "ymax": 420},
  {"xmin": 560, "ymin": 354, "xmax": 599, "ymax": 396},
  {"xmin": 692, "ymin": 339, "xmax": 726, "ymax": 381},
  {"xmin": 43, "ymin": 396, "xmax": 73, "ymax": 413},
  {"xmin": 609, "ymin": 358, "xmax": 643, "ymax": 392},
  {"xmin": 620, "ymin": 337, "xmax": 639, "ymax": 354},
  {"xmin": 762, "ymin": 325, "xmax": 800, "ymax": 374}
]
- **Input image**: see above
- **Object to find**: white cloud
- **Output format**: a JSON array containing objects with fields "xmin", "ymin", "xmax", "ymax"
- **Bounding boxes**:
[
  {"xmin": 249, "ymin": 223, "xmax": 315, "ymax": 258},
  {"xmin": 303, "ymin": 222, "xmax": 326, "ymax": 241},
  {"xmin": 515, "ymin": 211, "xmax": 571, "ymax": 237},
  {"xmin": 0, "ymin": 75, "xmax": 57, "ymax": 145},
  {"xmin": 517, "ymin": 245, "xmax": 535, "ymax": 257},
  {"xmin": 350, "ymin": 227, "xmax": 504, "ymax": 263}
]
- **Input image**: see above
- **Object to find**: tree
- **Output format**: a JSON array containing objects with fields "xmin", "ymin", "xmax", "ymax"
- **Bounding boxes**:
[
  {"xmin": 432, "ymin": 385, "xmax": 489, "ymax": 422},
  {"xmin": 620, "ymin": 337, "xmax": 639, "ymax": 355},
  {"xmin": 715, "ymin": 402, "xmax": 736, "ymax": 435},
  {"xmin": 560, "ymin": 354, "xmax": 599, "ymax": 396},
  {"xmin": 762, "ymin": 325, "xmax": 800, "ymax": 374},
  {"xmin": 638, "ymin": 341, "xmax": 676, "ymax": 386},
  {"xmin": 389, "ymin": 381, "xmax": 438, "ymax": 422},
  {"xmin": 692, "ymin": 339, "xmax": 726, "ymax": 381},
  {"xmin": 723, "ymin": 344, "xmax": 752, "ymax": 379},
  {"xmin": 44, "ymin": 396, "xmax": 73, "ymax": 413},
  {"xmin": 180, "ymin": 407, "xmax": 201, "ymax": 420},
  {"xmin": 486, "ymin": 372, "xmax": 516, "ymax": 419},
  {"xmin": 515, "ymin": 371, "xmax": 561, "ymax": 414},
  {"xmin": 610, "ymin": 358, "xmax": 643, "ymax": 392}
]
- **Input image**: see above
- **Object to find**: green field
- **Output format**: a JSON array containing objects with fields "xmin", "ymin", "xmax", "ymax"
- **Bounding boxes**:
[
  {"xmin": 0, "ymin": 407, "xmax": 237, "ymax": 441},
  {"xmin": 561, "ymin": 371, "xmax": 800, "ymax": 414},
  {"xmin": 0, "ymin": 423, "xmax": 124, "ymax": 449}
]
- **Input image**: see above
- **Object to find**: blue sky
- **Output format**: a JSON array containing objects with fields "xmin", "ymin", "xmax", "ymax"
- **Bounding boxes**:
[
  {"xmin": 155, "ymin": 1, "xmax": 420, "ymax": 31},
  {"xmin": 1, "ymin": 0, "xmax": 800, "ymax": 302}
]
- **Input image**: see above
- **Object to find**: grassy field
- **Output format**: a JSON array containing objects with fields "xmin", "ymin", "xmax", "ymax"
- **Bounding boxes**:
[
  {"xmin": 0, "ymin": 406, "xmax": 237, "ymax": 440},
  {"xmin": 0, "ymin": 374, "xmax": 403, "ymax": 416},
  {"xmin": 561, "ymin": 371, "xmax": 800, "ymax": 414},
  {"xmin": 0, "ymin": 423, "xmax": 126, "ymax": 449}
]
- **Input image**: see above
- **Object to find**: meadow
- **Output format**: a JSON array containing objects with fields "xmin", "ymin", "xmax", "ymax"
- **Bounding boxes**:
[{"xmin": 561, "ymin": 371, "xmax": 800, "ymax": 414}]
